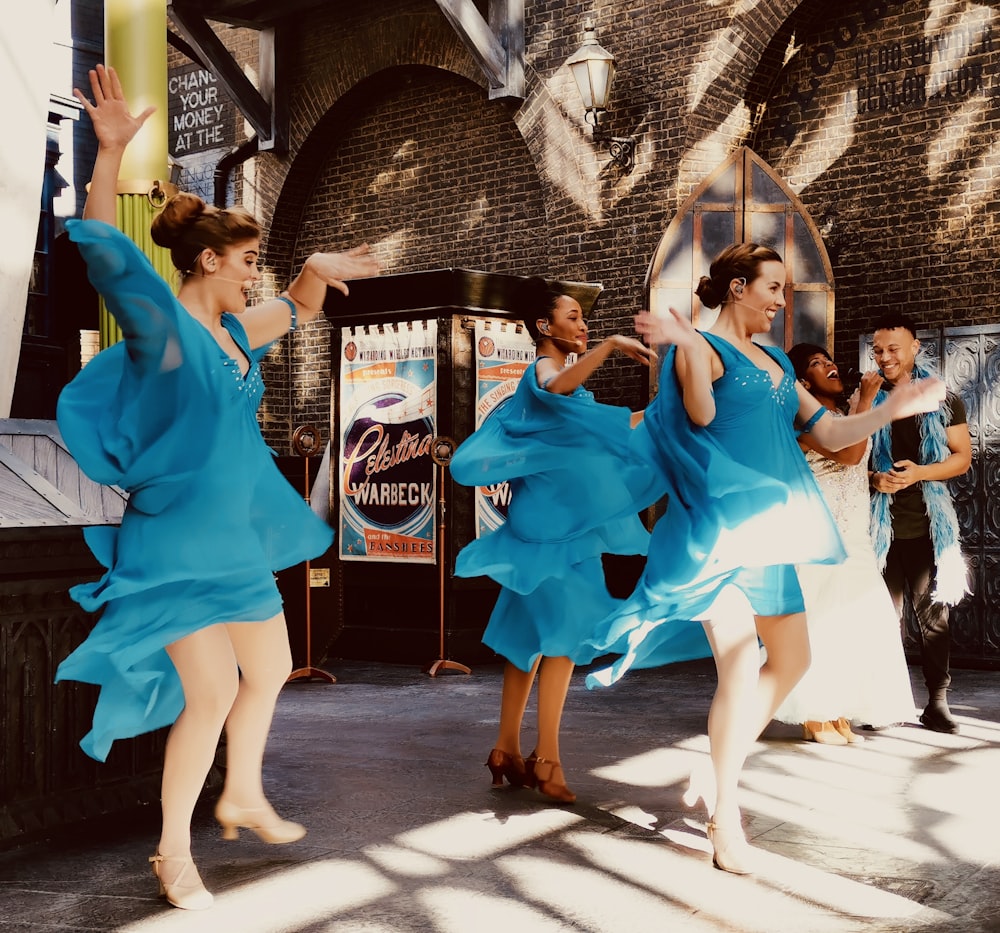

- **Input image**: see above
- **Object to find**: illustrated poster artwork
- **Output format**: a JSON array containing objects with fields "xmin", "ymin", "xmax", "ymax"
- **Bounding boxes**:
[
  {"xmin": 472, "ymin": 318, "xmax": 536, "ymax": 538},
  {"xmin": 338, "ymin": 320, "xmax": 437, "ymax": 563}
]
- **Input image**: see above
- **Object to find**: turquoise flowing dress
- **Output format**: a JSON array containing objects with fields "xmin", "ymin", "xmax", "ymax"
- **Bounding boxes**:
[
  {"xmin": 54, "ymin": 220, "xmax": 333, "ymax": 762},
  {"xmin": 450, "ymin": 359, "xmax": 665, "ymax": 672},
  {"xmin": 585, "ymin": 332, "xmax": 847, "ymax": 688}
]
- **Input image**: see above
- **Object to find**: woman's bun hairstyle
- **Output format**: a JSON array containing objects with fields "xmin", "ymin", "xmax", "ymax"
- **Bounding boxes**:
[
  {"xmin": 150, "ymin": 192, "xmax": 260, "ymax": 275},
  {"xmin": 695, "ymin": 242, "xmax": 783, "ymax": 310},
  {"xmin": 694, "ymin": 275, "xmax": 725, "ymax": 309},
  {"xmin": 516, "ymin": 275, "xmax": 564, "ymax": 342}
]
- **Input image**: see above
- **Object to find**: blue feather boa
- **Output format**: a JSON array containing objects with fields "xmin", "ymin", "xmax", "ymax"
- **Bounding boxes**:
[{"xmin": 869, "ymin": 360, "xmax": 968, "ymax": 605}]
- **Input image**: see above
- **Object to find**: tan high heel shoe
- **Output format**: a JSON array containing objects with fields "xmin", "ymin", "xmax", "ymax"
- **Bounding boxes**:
[
  {"xmin": 833, "ymin": 717, "xmax": 865, "ymax": 743},
  {"xmin": 214, "ymin": 799, "xmax": 307, "ymax": 844},
  {"xmin": 705, "ymin": 822, "xmax": 754, "ymax": 875},
  {"xmin": 526, "ymin": 756, "xmax": 576, "ymax": 804},
  {"xmin": 149, "ymin": 853, "xmax": 214, "ymax": 910},
  {"xmin": 802, "ymin": 720, "xmax": 849, "ymax": 745},
  {"xmin": 485, "ymin": 748, "xmax": 528, "ymax": 788}
]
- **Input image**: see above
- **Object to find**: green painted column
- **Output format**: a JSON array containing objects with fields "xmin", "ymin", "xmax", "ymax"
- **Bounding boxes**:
[{"xmin": 102, "ymin": 0, "xmax": 175, "ymax": 348}]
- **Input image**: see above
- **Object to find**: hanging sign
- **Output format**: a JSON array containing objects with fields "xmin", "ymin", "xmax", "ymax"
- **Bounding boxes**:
[
  {"xmin": 471, "ymin": 318, "xmax": 536, "ymax": 539},
  {"xmin": 338, "ymin": 320, "xmax": 438, "ymax": 563}
]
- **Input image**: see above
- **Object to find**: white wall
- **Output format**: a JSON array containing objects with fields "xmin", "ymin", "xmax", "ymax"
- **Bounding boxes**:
[{"xmin": 0, "ymin": 1, "xmax": 55, "ymax": 416}]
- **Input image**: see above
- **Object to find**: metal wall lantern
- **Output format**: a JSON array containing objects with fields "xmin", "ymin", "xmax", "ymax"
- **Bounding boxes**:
[{"xmin": 565, "ymin": 19, "xmax": 635, "ymax": 171}]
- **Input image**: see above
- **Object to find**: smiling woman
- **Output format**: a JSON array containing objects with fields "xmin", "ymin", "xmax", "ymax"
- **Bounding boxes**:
[
  {"xmin": 583, "ymin": 241, "xmax": 948, "ymax": 876},
  {"xmin": 53, "ymin": 64, "xmax": 379, "ymax": 912}
]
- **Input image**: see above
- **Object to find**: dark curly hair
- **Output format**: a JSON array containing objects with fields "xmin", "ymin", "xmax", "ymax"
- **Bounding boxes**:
[{"xmin": 787, "ymin": 342, "xmax": 830, "ymax": 382}]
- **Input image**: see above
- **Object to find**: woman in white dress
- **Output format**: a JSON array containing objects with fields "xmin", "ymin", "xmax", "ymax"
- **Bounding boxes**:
[{"xmin": 774, "ymin": 344, "xmax": 916, "ymax": 743}]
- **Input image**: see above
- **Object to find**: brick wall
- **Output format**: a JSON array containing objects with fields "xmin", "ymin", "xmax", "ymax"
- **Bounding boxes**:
[
  {"xmin": 165, "ymin": 0, "xmax": 1000, "ymax": 447},
  {"xmin": 753, "ymin": 0, "xmax": 1000, "ymax": 366}
]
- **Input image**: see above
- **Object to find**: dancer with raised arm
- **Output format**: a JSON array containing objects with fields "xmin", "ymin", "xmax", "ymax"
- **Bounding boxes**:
[
  {"xmin": 585, "ymin": 244, "xmax": 946, "ymax": 874},
  {"xmin": 450, "ymin": 276, "xmax": 680, "ymax": 803},
  {"xmin": 55, "ymin": 65, "xmax": 378, "ymax": 910}
]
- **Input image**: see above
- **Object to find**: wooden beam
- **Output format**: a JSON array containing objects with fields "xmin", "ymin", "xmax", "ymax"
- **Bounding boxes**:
[
  {"xmin": 167, "ymin": 2, "xmax": 278, "ymax": 146},
  {"xmin": 434, "ymin": 0, "xmax": 524, "ymax": 99},
  {"xmin": 489, "ymin": 0, "xmax": 524, "ymax": 100}
]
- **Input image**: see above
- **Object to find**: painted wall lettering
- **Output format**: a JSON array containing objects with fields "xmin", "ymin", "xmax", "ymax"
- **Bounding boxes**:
[
  {"xmin": 168, "ymin": 65, "xmax": 236, "ymax": 156},
  {"xmin": 771, "ymin": 1, "xmax": 993, "ymax": 144}
]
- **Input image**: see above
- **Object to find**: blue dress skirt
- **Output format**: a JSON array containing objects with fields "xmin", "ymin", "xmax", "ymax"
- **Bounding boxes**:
[
  {"xmin": 54, "ymin": 220, "xmax": 333, "ymax": 761},
  {"xmin": 450, "ymin": 359, "xmax": 665, "ymax": 672},
  {"xmin": 584, "ymin": 332, "xmax": 846, "ymax": 688}
]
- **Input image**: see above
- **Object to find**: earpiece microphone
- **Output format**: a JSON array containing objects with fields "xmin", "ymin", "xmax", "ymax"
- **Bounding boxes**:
[
  {"xmin": 188, "ymin": 271, "xmax": 257, "ymax": 288},
  {"xmin": 545, "ymin": 335, "xmax": 584, "ymax": 348}
]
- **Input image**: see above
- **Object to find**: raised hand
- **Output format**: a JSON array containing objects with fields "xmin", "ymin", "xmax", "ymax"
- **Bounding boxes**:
[
  {"xmin": 634, "ymin": 308, "xmax": 701, "ymax": 350},
  {"xmin": 886, "ymin": 376, "xmax": 947, "ymax": 419},
  {"xmin": 307, "ymin": 244, "xmax": 380, "ymax": 296},
  {"xmin": 848, "ymin": 369, "xmax": 884, "ymax": 413},
  {"xmin": 74, "ymin": 64, "xmax": 155, "ymax": 153}
]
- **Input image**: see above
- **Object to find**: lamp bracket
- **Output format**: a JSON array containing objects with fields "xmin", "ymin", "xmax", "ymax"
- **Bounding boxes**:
[{"xmin": 608, "ymin": 137, "xmax": 636, "ymax": 171}]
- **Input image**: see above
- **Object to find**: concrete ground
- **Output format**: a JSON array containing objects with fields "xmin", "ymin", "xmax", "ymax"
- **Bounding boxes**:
[{"xmin": 1, "ymin": 657, "xmax": 999, "ymax": 933}]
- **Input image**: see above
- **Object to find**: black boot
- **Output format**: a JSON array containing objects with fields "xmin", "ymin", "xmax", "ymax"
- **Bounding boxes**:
[{"xmin": 920, "ymin": 695, "xmax": 958, "ymax": 734}]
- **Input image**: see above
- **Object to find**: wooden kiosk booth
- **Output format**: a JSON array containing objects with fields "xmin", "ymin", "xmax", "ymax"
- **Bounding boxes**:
[{"xmin": 320, "ymin": 270, "xmax": 602, "ymax": 670}]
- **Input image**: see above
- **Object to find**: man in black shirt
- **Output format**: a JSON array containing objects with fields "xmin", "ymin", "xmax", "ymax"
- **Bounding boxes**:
[{"xmin": 868, "ymin": 314, "xmax": 972, "ymax": 734}]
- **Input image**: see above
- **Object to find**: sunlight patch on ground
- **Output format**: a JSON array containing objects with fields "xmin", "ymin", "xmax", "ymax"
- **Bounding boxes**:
[
  {"xmin": 363, "ymin": 842, "xmax": 451, "ymax": 878},
  {"xmin": 417, "ymin": 886, "xmax": 569, "ymax": 932},
  {"xmin": 655, "ymin": 826, "xmax": 948, "ymax": 926},
  {"xmin": 564, "ymin": 830, "xmax": 849, "ymax": 933},
  {"xmin": 395, "ymin": 808, "xmax": 583, "ymax": 861},
  {"xmin": 590, "ymin": 746, "xmax": 701, "ymax": 787},
  {"xmin": 497, "ymin": 849, "xmax": 725, "ymax": 933},
  {"xmin": 116, "ymin": 859, "xmax": 395, "ymax": 933}
]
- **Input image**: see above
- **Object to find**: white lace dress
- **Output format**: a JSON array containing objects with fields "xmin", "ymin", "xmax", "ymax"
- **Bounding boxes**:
[{"xmin": 775, "ymin": 426, "xmax": 916, "ymax": 727}]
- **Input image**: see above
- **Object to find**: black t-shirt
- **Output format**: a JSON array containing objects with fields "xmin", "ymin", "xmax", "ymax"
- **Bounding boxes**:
[{"xmin": 880, "ymin": 388, "xmax": 967, "ymax": 539}]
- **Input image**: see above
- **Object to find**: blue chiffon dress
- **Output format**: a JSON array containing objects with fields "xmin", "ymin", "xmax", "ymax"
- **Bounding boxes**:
[
  {"xmin": 54, "ymin": 220, "xmax": 333, "ymax": 762},
  {"xmin": 584, "ymin": 332, "xmax": 846, "ymax": 688},
  {"xmin": 450, "ymin": 359, "xmax": 665, "ymax": 673}
]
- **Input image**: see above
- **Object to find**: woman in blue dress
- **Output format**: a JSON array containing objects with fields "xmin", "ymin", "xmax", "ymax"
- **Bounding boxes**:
[
  {"xmin": 450, "ymin": 276, "xmax": 677, "ymax": 803},
  {"xmin": 55, "ymin": 66, "xmax": 378, "ymax": 910},
  {"xmin": 586, "ymin": 244, "xmax": 946, "ymax": 874}
]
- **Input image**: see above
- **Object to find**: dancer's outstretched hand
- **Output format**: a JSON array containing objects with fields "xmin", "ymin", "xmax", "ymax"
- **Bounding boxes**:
[
  {"xmin": 607, "ymin": 334, "xmax": 657, "ymax": 366},
  {"xmin": 884, "ymin": 376, "xmax": 947, "ymax": 419},
  {"xmin": 308, "ymin": 244, "xmax": 380, "ymax": 296},
  {"xmin": 634, "ymin": 308, "xmax": 701, "ymax": 350},
  {"xmin": 74, "ymin": 64, "xmax": 155, "ymax": 152}
]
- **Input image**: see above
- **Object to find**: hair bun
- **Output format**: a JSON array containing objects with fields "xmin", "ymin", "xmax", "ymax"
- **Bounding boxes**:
[
  {"xmin": 694, "ymin": 274, "xmax": 723, "ymax": 309},
  {"xmin": 150, "ymin": 191, "xmax": 207, "ymax": 249}
]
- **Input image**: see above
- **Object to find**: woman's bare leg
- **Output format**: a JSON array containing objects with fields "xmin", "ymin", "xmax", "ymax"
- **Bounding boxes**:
[
  {"xmin": 754, "ymin": 612, "xmax": 810, "ymax": 737},
  {"xmin": 702, "ymin": 609, "xmax": 762, "ymax": 833},
  {"xmin": 496, "ymin": 658, "xmax": 540, "ymax": 756},
  {"xmin": 702, "ymin": 607, "xmax": 809, "ymax": 871},
  {"xmin": 218, "ymin": 613, "xmax": 293, "ymax": 809},
  {"xmin": 159, "ymin": 625, "xmax": 240, "ymax": 858}
]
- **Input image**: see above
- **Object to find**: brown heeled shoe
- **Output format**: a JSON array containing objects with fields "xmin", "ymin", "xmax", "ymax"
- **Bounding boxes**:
[
  {"xmin": 833, "ymin": 717, "xmax": 865, "ymax": 743},
  {"xmin": 149, "ymin": 852, "xmax": 214, "ymax": 910},
  {"xmin": 802, "ymin": 720, "xmax": 848, "ymax": 745},
  {"xmin": 526, "ymin": 755, "xmax": 576, "ymax": 804},
  {"xmin": 485, "ymin": 748, "xmax": 528, "ymax": 788}
]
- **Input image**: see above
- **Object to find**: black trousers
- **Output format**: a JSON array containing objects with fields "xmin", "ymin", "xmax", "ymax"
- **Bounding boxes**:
[{"xmin": 882, "ymin": 534, "xmax": 951, "ymax": 698}]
